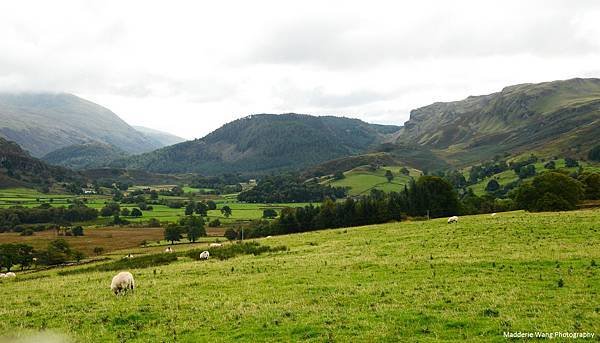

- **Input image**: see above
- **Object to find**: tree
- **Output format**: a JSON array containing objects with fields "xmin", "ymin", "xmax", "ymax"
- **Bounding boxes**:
[
  {"xmin": 185, "ymin": 202, "xmax": 195, "ymax": 216},
  {"xmin": 514, "ymin": 172, "xmax": 584, "ymax": 211},
  {"xmin": 0, "ymin": 244, "xmax": 34, "ymax": 272},
  {"xmin": 41, "ymin": 239, "xmax": 72, "ymax": 265},
  {"xmin": 333, "ymin": 171, "xmax": 345, "ymax": 180},
  {"xmin": 262, "ymin": 209, "xmax": 278, "ymax": 219},
  {"xmin": 206, "ymin": 200, "xmax": 217, "ymax": 210},
  {"xmin": 194, "ymin": 202, "xmax": 208, "ymax": 216},
  {"xmin": 589, "ymin": 145, "xmax": 600, "ymax": 162},
  {"xmin": 579, "ymin": 172, "xmax": 600, "ymax": 199},
  {"xmin": 130, "ymin": 208, "xmax": 143, "ymax": 217},
  {"xmin": 400, "ymin": 167, "xmax": 410, "ymax": 176},
  {"xmin": 71, "ymin": 226, "xmax": 84, "ymax": 236},
  {"xmin": 565, "ymin": 158, "xmax": 579, "ymax": 168},
  {"xmin": 544, "ymin": 160, "xmax": 556, "ymax": 169},
  {"xmin": 120, "ymin": 208, "xmax": 130, "ymax": 216},
  {"xmin": 179, "ymin": 215, "xmax": 205, "ymax": 242},
  {"xmin": 164, "ymin": 224, "xmax": 182, "ymax": 244},
  {"xmin": 73, "ymin": 251, "xmax": 85, "ymax": 263},
  {"xmin": 224, "ymin": 228, "xmax": 238, "ymax": 241},
  {"xmin": 208, "ymin": 219, "xmax": 221, "ymax": 227},
  {"xmin": 485, "ymin": 179, "xmax": 500, "ymax": 192},
  {"xmin": 100, "ymin": 202, "xmax": 120, "ymax": 217},
  {"xmin": 93, "ymin": 247, "xmax": 105, "ymax": 255},
  {"xmin": 415, "ymin": 176, "xmax": 459, "ymax": 217},
  {"xmin": 385, "ymin": 170, "xmax": 394, "ymax": 183},
  {"xmin": 221, "ymin": 205, "xmax": 232, "ymax": 218}
]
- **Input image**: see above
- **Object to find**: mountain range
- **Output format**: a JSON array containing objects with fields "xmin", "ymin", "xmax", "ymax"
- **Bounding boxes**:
[
  {"xmin": 0, "ymin": 93, "xmax": 174, "ymax": 157},
  {"xmin": 1, "ymin": 78, "xmax": 599, "ymax": 178}
]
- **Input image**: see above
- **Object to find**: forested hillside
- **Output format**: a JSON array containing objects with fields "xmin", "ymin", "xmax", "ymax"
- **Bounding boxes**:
[{"xmin": 114, "ymin": 114, "xmax": 400, "ymax": 175}]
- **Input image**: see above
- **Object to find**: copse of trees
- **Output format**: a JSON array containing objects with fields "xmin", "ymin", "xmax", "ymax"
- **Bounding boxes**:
[
  {"xmin": 237, "ymin": 174, "xmax": 347, "ymax": 203},
  {"xmin": 163, "ymin": 215, "xmax": 206, "ymax": 244},
  {"xmin": 513, "ymin": 172, "xmax": 584, "ymax": 212},
  {"xmin": 589, "ymin": 145, "xmax": 600, "ymax": 162},
  {"xmin": 0, "ymin": 205, "xmax": 98, "ymax": 232},
  {"xmin": 235, "ymin": 176, "xmax": 459, "ymax": 239}
]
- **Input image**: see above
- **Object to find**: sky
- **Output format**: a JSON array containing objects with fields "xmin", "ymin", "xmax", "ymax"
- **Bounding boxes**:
[{"xmin": 1, "ymin": 1, "xmax": 600, "ymax": 139}]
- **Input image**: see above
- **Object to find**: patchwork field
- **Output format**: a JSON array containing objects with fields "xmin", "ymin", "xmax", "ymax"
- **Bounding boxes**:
[
  {"xmin": 1, "ymin": 209, "xmax": 599, "ymax": 341},
  {"xmin": 325, "ymin": 166, "xmax": 421, "ymax": 196}
]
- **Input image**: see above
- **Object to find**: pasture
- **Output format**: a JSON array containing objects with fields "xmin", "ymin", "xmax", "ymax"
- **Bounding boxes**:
[
  {"xmin": 1, "ymin": 208, "xmax": 599, "ymax": 341},
  {"xmin": 326, "ymin": 166, "xmax": 421, "ymax": 196}
]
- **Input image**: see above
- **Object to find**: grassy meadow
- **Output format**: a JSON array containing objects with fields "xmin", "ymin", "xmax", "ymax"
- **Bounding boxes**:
[
  {"xmin": 1, "ymin": 209, "xmax": 599, "ymax": 341},
  {"xmin": 325, "ymin": 166, "xmax": 421, "ymax": 196}
]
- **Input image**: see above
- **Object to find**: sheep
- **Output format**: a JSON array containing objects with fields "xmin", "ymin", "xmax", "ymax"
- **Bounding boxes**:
[
  {"xmin": 199, "ymin": 251, "xmax": 210, "ymax": 260},
  {"xmin": 447, "ymin": 216, "xmax": 459, "ymax": 224},
  {"xmin": 266, "ymin": 236, "xmax": 272, "ymax": 238},
  {"xmin": 124, "ymin": 254, "xmax": 134, "ymax": 259},
  {"xmin": 209, "ymin": 243, "xmax": 222, "ymax": 247},
  {"xmin": 5, "ymin": 272, "xmax": 16, "ymax": 278},
  {"xmin": 491, "ymin": 213, "xmax": 497, "ymax": 217},
  {"xmin": 164, "ymin": 247, "xmax": 173, "ymax": 253},
  {"xmin": 0, "ymin": 273, "xmax": 5, "ymax": 278},
  {"xmin": 111, "ymin": 271, "xmax": 135, "ymax": 295}
]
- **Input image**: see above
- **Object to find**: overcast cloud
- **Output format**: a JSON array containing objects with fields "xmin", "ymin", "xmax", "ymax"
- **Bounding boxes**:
[{"xmin": 1, "ymin": 0, "xmax": 599, "ymax": 139}]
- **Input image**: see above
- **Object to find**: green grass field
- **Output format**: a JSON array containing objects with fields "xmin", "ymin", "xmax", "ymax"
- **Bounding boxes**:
[
  {"xmin": 326, "ymin": 166, "xmax": 421, "ymax": 196},
  {"xmin": 1, "ymin": 208, "xmax": 598, "ymax": 341}
]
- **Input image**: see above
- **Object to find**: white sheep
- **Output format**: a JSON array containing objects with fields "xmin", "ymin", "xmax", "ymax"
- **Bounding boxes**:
[
  {"xmin": 5, "ymin": 272, "xmax": 16, "ymax": 278},
  {"xmin": 111, "ymin": 271, "xmax": 135, "ymax": 295},
  {"xmin": 199, "ymin": 251, "xmax": 210, "ymax": 260},
  {"xmin": 164, "ymin": 247, "xmax": 173, "ymax": 253},
  {"xmin": 125, "ymin": 254, "xmax": 134, "ymax": 259},
  {"xmin": 447, "ymin": 216, "xmax": 459, "ymax": 224},
  {"xmin": 209, "ymin": 243, "xmax": 222, "ymax": 247},
  {"xmin": 491, "ymin": 213, "xmax": 497, "ymax": 217},
  {"xmin": 0, "ymin": 273, "xmax": 5, "ymax": 278}
]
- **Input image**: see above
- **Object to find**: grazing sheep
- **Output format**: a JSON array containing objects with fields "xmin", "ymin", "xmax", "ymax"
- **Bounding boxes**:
[
  {"xmin": 111, "ymin": 271, "xmax": 135, "ymax": 295},
  {"xmin": 209, "ymin": 243, "xmax": 222, "ymax": 247},
  {"xmin": 491, "ymin": 213, "xmax": 497, "ymax": 217},
  {"xmin": 0, "ymin": 273, "xmax": 5, "ymax": 278},
  {"xmin": 125, "ymin": 254, "xmax": 134, "ymax": 259},
  {"xmin": 5, "ymin": 272, "xmax": 16, "ymax": 278},
  {"xmin": 447, "ymin": 216, "xmax": 459, "ymax": 224},
  {"xmin": 266, "ymin": 236, "xmax": 272, "ymax": 238},
  {"xmin": 199, "ymin": 251, "xmax": 210, "ymax": 260},
  {"xmin": 164, "ymin": 247, "xmax": 173, "ymax": 253}
]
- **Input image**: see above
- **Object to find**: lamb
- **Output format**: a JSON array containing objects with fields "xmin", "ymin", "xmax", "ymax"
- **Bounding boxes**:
[
  {"xmin": 209, "ymin": 243, "xmax": 222, "ymax": 247},
  {"xmin": 199, "ymin": 251, "xmax": 210, "ymax": 260},
  {"xmin": 111, "ymin": 271, "xmax": 135, "ymax": 295},
  {"xmin": 447, "ymin": 216, "xmax": 459, "ymax": 224},
  {"xmin": 164, "ymin": 247, "xmax": 173, "ymax": 253}
]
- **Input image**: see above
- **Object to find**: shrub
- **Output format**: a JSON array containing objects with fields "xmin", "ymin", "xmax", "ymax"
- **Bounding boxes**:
[
  {"xmin": 131, "ymin": 208, "xmax": 143, "ymax": 217},
  {"xmin": 589, "ymin": 145, "xmax": 600, "ymax": 162},
  {"xmin": 262, "ymin": 209, "xmax": 278, "ymax": 219},
  {"xmin": 485, "ymin": 179, "xmax": 500, "ymax": 192},
  {"xmin": 185, "ymin": 242, "xmax": 287, "ymax": 261},
  {"xmin": 147, "ymin": 218, "xmax": 161, "ymax": 227},
  {"xmin": 93, "ymin": 247, "xmax": 105, "ymax": 255},
  {"xmin": 20, "ymin": 228, "xmax": 34, "ymax": 236},
  {"xmin": 59, "ymin": 252, "xmax": 177, "ymax": 275}
]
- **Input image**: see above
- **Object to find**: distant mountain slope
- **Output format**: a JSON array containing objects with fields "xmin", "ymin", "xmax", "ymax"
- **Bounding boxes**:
[
  {"xmin": 42, "ymin": 143, "xmax": 128, "ymax": 170},
  {"xmin": 133, "ymin": 125, "xmax": 186, "ymax": 147},
  {"xmin": 114, "ymin": 113, "xmax": 399, "ymax": 175},
  {"xmin": 0, "ymin": 137, "xmax": 82, "ymax": 188},
  {"xmin": 393, "ymin": 78, "xmax": 600, "ymax": 166},
  {"xmin": 0, "ymin": 93, "xmax": 160, "ymax": 157}
]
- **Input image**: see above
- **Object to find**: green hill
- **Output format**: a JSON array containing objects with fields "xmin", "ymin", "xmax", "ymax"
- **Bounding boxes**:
[
  {"xmin": 393, "ymin": 78, "xmax": 600, "ymax": 168},
  {"xmin": 114, "ymin": 114, "xmax": 400, "ymax": 175},
  {"xmin": 133, "ymin": 125, "xmax": 186, "ymax": 147},
  {"xmin": 0, "ymin": 93, "xmax": 160, "ymax": 157},
  {"xmin": 1, "ymin": 209, "xmax": 599, "ymax": 341},
  {"xmin": 324, "ymin": 165, "xmax": 421, "ymax": 196},
  {"xmin": 42, "ymin": 142, "xmax": 128, "ymax": 170},
  {"xmin": 0, "ymin": 137, "xmax": 82, "ymax": 189}
]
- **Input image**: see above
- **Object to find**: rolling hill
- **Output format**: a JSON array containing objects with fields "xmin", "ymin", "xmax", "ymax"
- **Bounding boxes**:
[
  {"xmin": 392, "ymin": 78, "xmax": 600, "ymax": 167},
  {"xmin": 0, "ymin": 92, "xmax": 160, "ymax": 157},
  {"xmin": 0, "ymin": 137, "xmax": 82, "ymax": 189},
  {"xmin": 133, "ymin": 125, "xmax": 186, "ymax": 147},
  {"xmin": 41, "ymin": 142, "xmax": 128, "ymax": 170},
  {"xmin": 114, "ymin": 113, "xmax": 400, "ymax": 175}
]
